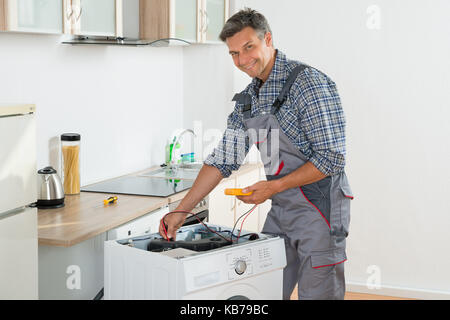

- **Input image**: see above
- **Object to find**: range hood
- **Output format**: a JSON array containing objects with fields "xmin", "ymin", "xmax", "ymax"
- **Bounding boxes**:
[
  {"xmin": 62, "ymin": 36, "xmax": 191, "ymax": 47},
  {"xmin": 61, "ymin": 0, "xmax": 191, "ymax": 47}
]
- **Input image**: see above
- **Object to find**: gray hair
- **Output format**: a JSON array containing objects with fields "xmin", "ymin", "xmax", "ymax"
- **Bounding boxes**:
[{"xmin": 219, "ymin": 8, "xmax": 272, "ymax": 42}]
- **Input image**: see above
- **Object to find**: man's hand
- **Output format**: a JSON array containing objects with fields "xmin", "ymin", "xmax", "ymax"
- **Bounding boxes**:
[
  {"xmin": 159, "ymin": 211, "xmax": 187, "ymax": 241},
  {"xmin": 236, "ymin": 180, "xmax": 280, "ymax": 204},
  {"xmin": 236, "ymin": 162, "xmax": 327, "ymax": 205},
  {"xmin": 157, "ymin": 164, "xmax": 224, "ymax": 241}
]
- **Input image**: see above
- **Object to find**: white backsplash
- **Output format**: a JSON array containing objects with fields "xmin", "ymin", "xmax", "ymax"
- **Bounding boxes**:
[{"xmin": 0, "ymin": 33, "xmax": 185, "ymax": 185}]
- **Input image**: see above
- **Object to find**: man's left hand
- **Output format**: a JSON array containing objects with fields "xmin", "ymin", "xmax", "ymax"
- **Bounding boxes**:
[{"xmin": 236, "ymin": 181, "xmax": 279, "ymax": 204}]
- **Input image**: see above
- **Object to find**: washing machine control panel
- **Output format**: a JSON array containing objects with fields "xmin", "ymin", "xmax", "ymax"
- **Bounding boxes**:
[
  {"xmin": 234, "ymin": 260, "xmax": 247, "ymax": 275},
  {"xmin": 227, "ymin": 248, "xmax": 252, "ymax": 280},
  {"xmin": 226, "ymin": 244, "xmax": 274, "ymax": 280}
]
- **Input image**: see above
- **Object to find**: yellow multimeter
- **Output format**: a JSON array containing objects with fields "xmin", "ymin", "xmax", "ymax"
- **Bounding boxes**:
[{"xmin": 224, "ymin": 188, "xmax": 253, "ymax": 196}]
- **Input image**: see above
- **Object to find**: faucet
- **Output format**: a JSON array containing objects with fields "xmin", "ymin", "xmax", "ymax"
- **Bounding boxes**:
[{"xmin": 169, "ymin": 129, "xmax": 196, "ymax": 168}]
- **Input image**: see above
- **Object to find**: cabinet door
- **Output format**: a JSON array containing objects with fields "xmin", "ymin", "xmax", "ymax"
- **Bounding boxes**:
[
  {"xmin": 73, "ymin": 0, "xmax": 116, "ymax": 36},
  {"xmin": 4, "ymin": 0, "xmax": 62, "ymax": 34},
  {"xmin": 235, "ymin": 168, "xmax": 260, "ymax": 233},
  {"xmin": 257, "ymin": 166, "xmax": 271, "ymax": 232},
  {"xmin": 208, "ymin": 177, "xmax": 236, "ymax": 228},
  {"xmin": 172, "ymin": 0, "xmax": 198, "ymax": 42},
  {"xmin": 106, "ymin": 206, "xmax": 170, "ymax": 240},
  {"xmin": 0, "ymin": 1, "xmax": 5, "ymax": 31},
  {"xmin": 204, "ymin": 0, "xmax": 228, "ymax": 43}
]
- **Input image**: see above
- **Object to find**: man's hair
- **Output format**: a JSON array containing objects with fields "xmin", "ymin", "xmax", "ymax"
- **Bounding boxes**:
[{"xmin": 219, "ymin": 8, "xmax": 272, "ymax": 42}]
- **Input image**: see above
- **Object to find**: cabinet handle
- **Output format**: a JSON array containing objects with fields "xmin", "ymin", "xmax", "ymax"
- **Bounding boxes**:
[
  {"xmin": 199, "ymin": 9, "xmax": 204, "ymax": 34},
  {"xmin": 230, "ymin": 198, "xmax": 236, "ymax": 211},
  {"xmin": 66, "ymin": 6, "xmax": 74, "ymax": 21},
  {"xmin": 202, "ymin": 10, "xmax": 208, "ymax": 33},
  {"xmin": 204, "ymin": 10, "xmax": 209, "ymax": 33},
  {"xmin": 75, "ymin": 0, "xmax": 83, "ymax": 22}
]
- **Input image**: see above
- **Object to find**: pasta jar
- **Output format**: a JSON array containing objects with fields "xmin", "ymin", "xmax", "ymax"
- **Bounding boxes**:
[{"xmin": 61, "ymin": 133, "xmax": 81, "ymax": 195}]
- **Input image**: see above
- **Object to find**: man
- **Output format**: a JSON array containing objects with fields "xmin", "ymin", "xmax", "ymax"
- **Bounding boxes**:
[{"xmin": 159, "ymin": 8, "xmax": 353, "ymax": 300}]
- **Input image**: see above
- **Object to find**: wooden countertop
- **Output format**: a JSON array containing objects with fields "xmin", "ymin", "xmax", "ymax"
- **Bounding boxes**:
[
  {"xmin": 38, "ymin": 191, "xmax": 169, "ymax": 247},
  {"xmin": 38, "ymin": 163, "xmax": 262, "ymax": 247}
]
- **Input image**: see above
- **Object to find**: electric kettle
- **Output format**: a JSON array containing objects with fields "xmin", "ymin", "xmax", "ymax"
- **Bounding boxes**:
[{"xmin": 36, "ymin": 166, "xmax": 65, "ymax": 209}]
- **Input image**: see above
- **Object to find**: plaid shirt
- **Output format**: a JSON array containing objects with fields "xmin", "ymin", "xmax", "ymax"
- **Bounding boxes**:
[{"xmin": 205, "ymin": 50, "xmax": 346, "ymax": 178}]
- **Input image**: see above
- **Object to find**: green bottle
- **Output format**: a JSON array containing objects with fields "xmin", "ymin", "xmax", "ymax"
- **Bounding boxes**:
[{"xmin": 165, "ymin": 138, "xmax": 181, "ymax": 165}]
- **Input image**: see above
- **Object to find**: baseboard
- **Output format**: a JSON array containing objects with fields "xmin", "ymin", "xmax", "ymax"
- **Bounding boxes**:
[{"xmin": 346, "ymin": 281, "xmax": 450, "ymax": 300}]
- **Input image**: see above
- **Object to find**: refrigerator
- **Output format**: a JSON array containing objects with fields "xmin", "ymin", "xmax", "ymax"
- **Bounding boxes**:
[{"xmin": 0, "ymin": 104, "xmax": 38, "ymax": 299}]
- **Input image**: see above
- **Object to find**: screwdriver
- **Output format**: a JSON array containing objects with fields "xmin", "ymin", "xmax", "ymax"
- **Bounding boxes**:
[{"xmin": 103, "ymin": 196, "xmax": 118, "ymax": 205}]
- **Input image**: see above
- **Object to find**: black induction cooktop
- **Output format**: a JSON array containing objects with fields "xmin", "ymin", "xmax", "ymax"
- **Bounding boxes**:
[{"xmin": 81, "ymin": 176, "xmax": 194, "ymax": 197}]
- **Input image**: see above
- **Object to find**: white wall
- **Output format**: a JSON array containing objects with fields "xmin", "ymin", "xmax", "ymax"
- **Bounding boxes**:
[
  {"xmin": 234, "ymin": 0, "xmax": 450, "ymax": 298},
  {"xmin": 0, "ymin": 32, "xmax": 184, "ymax": 185},
  {"xmin": 182, "ymin": 43, "xmax": 236, "ymax": 161}
]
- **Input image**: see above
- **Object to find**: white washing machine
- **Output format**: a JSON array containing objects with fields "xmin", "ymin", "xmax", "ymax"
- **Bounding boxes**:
[{"xmin": 104, "ymin": 224, "xmax": 286, "ymax": 300}]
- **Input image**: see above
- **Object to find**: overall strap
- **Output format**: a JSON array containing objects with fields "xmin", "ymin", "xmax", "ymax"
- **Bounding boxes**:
[
  {"xmin": 271, "ymin": 64, "xmax": 307, "ymax": 114},
  {"xmin": 232, "ymin": 92, "xmax": 252, "ymax": 119}
]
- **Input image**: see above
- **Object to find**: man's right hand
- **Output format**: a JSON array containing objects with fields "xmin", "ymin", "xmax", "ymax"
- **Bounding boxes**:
[
  {"xmin": 158, "ymin": 164, "xmax": 224, "ymax": 240},
  {"xmin": 159, "ymin": 211, "xmax": 188, "ymax": 241}
]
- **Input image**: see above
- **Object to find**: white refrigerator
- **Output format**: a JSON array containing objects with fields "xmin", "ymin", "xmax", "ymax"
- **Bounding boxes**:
[{"xmin": 0, "ymin": 104, "xmax": 38, "ymax": 299}]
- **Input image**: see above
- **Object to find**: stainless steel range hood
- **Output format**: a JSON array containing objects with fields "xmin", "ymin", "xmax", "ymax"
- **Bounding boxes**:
[
  {"xmin": 62, "ymin": 0, "xmax": 191, "ymax": 47},
  {"xmin": 62, "ymin": 36, "xmax": 191, "ymax": 47}
]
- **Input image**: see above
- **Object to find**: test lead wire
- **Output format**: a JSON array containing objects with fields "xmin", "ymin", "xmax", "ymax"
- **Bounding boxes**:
[{"xmin": 161, "ymin": 205, "xmax": 259, "ymax": 243}]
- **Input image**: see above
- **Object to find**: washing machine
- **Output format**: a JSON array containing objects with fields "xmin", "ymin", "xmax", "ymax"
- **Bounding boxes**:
[{"xmin": 104, "ymin": 223, "xmax": 286, "ymax": 300}]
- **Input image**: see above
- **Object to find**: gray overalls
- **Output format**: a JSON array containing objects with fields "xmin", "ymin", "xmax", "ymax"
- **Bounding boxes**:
[{"xmin": 233, "ymin": 65, "xmax": 353, "ymax": 300}]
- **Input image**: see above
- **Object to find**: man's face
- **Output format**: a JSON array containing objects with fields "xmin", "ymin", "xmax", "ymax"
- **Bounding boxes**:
[{"xmin": 226, "ymin": 27, "xmax": 274, "ymax": 80}]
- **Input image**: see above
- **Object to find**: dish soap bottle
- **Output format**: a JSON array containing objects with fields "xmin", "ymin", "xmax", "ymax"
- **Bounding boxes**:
[
  {"xmin": 165, "ymin": 137, "xmax": 181, "ymax": 165},
  {"xmin": 165, "ymin": 139, "xmax": 171, "ymax": 165}
]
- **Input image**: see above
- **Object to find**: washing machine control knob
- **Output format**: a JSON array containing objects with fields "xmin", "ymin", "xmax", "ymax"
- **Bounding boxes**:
[{"xmin": 235, "ymin": 260, "xmax": 247, "ymax": 275}]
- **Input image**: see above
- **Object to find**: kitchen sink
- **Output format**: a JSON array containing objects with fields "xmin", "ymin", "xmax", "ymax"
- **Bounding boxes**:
[
  {"xmin": 138, "ymin": 163, "xmax": 203, "ymax": 180},
  {"xmin": 177, "ymin": 163, "xmax": 203, "ymax": 170}
]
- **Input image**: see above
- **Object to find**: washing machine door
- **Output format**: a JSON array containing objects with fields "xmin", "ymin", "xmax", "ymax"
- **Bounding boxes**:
[{"xmin": 218, "ymin": 283, "xmax": 263, "ymax": 300}]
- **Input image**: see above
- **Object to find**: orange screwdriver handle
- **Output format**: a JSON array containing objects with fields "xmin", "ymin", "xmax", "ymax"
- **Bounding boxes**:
[{"xmin": 103, "ymin": 196, "xmax": 118, "ymax": 205}]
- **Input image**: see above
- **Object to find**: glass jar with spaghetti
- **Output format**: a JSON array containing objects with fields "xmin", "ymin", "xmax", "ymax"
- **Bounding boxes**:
[{"xmin": 61, "ymin": 133, "xmax": 81, "ymax": 195}]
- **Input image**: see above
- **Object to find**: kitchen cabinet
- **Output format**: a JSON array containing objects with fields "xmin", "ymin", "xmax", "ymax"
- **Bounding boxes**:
[
  {"xmin": 64, "ymin": 0, "xmax": 119, "ymax": 36},
  {"xmin": 208, "ymin": 174, "xmax": 236, "ymax": 228},
  {"xmin": 39, "ymin": 233, "xmax": 106, "ymax": 300},
  {"xmin": 0, "ymin": 1, "xmax": 5, "ymax": 31},
  {"xmin": 0, "ymin": 0, "xmax": 63, "ymax": 34},
  {"xmin": 258, "ymin": 165, "xmax": 271, "ymax": 231},
  {"xmin": 140, "ymin": 0, "xmax": 229, "ymax": 44},
  {"xmin": 200, "ymin": 0, "xmax": 229, "ymax": 44},
  {"xmin": 174, "ymin": 0, "xmax": 198, "ymax": 42},
  {"xmin": 235, "ymin": 167, "xmax": 260, "ymax": 232},
  {"xmin": 140, "ymin": 0, "xmax": 197, "ymax": 43},
  {"xmin": 38, "ymin": 205, "xmax": 169, "ymax": 299}
]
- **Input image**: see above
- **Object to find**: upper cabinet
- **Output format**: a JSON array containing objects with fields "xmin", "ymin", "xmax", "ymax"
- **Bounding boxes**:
[
  {"xmin": 64, "ymin": 0, "xmax": 119, "ymax": 37},
  {"xmin": 0, "ymin": 0, "xmax": 63, "ymax": 34},
  {"xmin": 0, "ymin": 1, "xmax": 6, "ymax": 31},
  {"xmin": 0, "ymin": 0, "xmax": 229, "ymax": 44},
  {"xmin": 201, "ymin": 0, "xmax": 229, "ymax": 44},
  {"xmin": 140, "ymin": 0, "xmax": 229, "ymax": 44},
  {"xmin": 173, "ymin": 0, "xmax": 198, "ymax": 42}
]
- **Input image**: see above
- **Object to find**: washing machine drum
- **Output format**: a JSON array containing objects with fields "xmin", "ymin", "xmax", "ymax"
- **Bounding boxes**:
[
  {"xmin": 218, "ymin": 283, "xmax": 263, "ymax": 300},
  {"xmin": 227, "ymin": 295, "xmax": 250, "ymax": 300}
]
